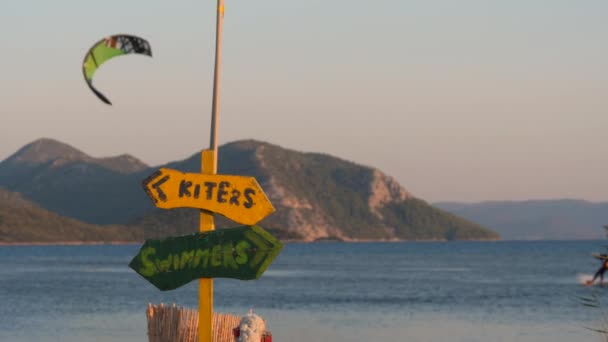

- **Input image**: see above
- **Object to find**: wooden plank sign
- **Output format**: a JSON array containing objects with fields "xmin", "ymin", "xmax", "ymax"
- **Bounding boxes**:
[
  {"xmin": 129, "ymin": 225, "xmax": 283, "ymax": 291},
  {"xmin": 142, "ymin": 168, "xmax": 275, "ymax": 226}
]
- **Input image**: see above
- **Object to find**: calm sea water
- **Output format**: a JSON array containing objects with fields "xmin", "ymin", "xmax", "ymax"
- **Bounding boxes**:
[{"xmin": 0, "ymin": 241, "xmax": 606, "ymax": 342}]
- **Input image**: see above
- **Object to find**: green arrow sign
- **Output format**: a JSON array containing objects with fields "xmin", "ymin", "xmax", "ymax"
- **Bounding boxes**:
[{"xmin": 129, "ymin": 226, "xmax": 283, "ymax": 291}]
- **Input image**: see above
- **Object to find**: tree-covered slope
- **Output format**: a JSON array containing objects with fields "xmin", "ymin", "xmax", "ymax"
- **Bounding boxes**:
[{"xmin": 0, "ymin": 188, "xmax": 142, "ymax": 243}]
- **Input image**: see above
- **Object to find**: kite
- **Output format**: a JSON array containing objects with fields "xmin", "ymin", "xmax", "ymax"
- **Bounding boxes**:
[{"xmin": 82, "ymin": 35, "xmax": 152, "ymax": 105}]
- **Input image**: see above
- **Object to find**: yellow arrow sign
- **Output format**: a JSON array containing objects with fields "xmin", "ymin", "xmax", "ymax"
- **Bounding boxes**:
[{"xmin": 142, "ymin": 168, "xmax": 274, "ymax": 225}]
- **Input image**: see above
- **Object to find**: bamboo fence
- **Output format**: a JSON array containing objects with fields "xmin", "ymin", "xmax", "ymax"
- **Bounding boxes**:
[{"xmin": 146, "ymin": 303, "xmax": 242, "ymax": 342}]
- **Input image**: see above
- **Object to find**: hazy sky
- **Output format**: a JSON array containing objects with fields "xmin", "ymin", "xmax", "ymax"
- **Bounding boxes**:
[{"xmin": 1, "ymin": 0, "xmax": 607, "ymax": 202}]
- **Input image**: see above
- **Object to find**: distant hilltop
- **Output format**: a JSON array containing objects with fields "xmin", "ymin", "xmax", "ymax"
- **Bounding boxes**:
[
  {"xmin": 5, "ymin": 137, "xmax": 148, "ymax": 173},
  {"xmin": 436, "ymin": 200, "xmax": 608, "ymax": 240},
  {"xmin": 0, "ymin": 138, "xmax": 498, "ymax": 243}
]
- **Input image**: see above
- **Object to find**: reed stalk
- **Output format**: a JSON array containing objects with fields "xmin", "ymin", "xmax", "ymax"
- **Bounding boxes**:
[{"xmin": 146, "ymin": 303, "xmax": 242, "ymax": 342}]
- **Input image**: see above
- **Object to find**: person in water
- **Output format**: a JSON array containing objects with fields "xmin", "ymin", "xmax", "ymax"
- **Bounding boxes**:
[{"xmin": 587, "ymin": 256, "xmax": 608, "ymax": 286}]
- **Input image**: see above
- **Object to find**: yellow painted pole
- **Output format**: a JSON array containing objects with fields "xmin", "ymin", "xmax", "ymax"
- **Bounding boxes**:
[
  {"xmin": 199, "ymin": 150, "xmax": 215, "ymax": 342},
  {"xmin": 200, "ymin": 0, "xmax": 224, "ymax": 341}
]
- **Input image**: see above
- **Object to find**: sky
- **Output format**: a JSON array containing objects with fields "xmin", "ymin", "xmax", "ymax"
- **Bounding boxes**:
[{"xmin": 1, "ymin": 0, "xmax": 607, "ymax": 202}]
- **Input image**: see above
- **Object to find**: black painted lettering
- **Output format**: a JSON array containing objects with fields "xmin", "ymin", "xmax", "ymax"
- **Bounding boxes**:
[
  {"xmin": 229, "ymin": 189, "xmax": 240, "ymax": 206},
  {"xmin": 217, "ymin": 182, "xmax": 230, "ymax": 203},
  {"xmin": 179, "ymin": 180, "xmax": 193, "ymax": 198},
  {"xmin": 243, "ymin": 188, "xmax": 256, "ymax": 208},
  {"xmin": 193, "ymin": 184, "xmax": 201, "ymax": 199},
  {"xmin": 151, "ymin": 175, "xmax": 169, "ymax": 202},
  {"xmin": 204, "ymin": 182, "xmax": 217, "ymax": 200}
]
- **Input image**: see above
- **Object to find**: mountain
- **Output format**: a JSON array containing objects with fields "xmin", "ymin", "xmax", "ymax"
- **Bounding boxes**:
[
  {"xmin": 132, "ymin": 140, "xmax": 498, "ymax": 241},
  {"xmin": 3, "ymin": 138, "xmax": 148, "ymax": 173},
  {"xmin": 435, "ymin": 200, "xmax": 608, "ymax": 240},
  {"xmin": 0, "ymin": 138, "xmax": 151, "ymax": 224},
  {"xmin": 0, "ymin": 188, "xmax": 142, "ymax": 243},
  {"xmin": 0, "ymin": 138, "xmax": 498, "ymax": 242}
]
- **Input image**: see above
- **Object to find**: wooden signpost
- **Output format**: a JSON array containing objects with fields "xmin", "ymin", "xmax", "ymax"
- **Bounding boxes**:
[
  {"xmin": 129, "ymin": 1, "xmax": 281, "ymax": 341},
  {"xmin": 131, "ymin": 155, "xmax": 280, "ymax": 341},
  {"xmin": 132, "ymin": 161, "xmax": 280, "ymax": 342},
  {"xmin": 129, "ymin": 226, "xmax": 283, "ymax": 291},
  {"xmin": 142, "ymin": 168, "xmax": 275, "ymax": 226}
]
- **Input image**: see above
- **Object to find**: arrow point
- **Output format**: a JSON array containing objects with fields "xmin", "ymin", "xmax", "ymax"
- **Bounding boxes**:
[
  {"xmin": 142, "ymin": 169, "xmax": 170, "ymax": 203},
  {"xmin": 142, "ymin": 170, "xmax": 162, "ymax": 202},
  {"xmin": 247, "ymin": 226, "xmax": 283, "ymax": 279}
]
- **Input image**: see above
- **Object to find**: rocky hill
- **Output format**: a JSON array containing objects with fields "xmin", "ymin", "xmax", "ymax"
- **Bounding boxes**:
[{"xmin": 0, "ymin": 138, "xmax": 499, "ymax": 242}]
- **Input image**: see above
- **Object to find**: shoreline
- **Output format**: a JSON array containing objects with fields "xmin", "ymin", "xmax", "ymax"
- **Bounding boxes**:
[
  {"xmin": 0, "ymin": 241, "xmax": 141, "ymax": 246},
  {"xmin": 0, "ymin": 238, "xmax": 502, "ymax": 246}
]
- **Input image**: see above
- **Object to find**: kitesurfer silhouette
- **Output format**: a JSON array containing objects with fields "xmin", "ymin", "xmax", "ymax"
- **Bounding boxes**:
[{"xmin": 586, "ymin": 255, "xmax": 608, "ymax": 286}]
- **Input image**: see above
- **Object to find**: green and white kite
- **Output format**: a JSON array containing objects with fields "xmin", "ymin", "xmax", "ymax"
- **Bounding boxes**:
[{"xmin": 82, "ymin": 34, "xmax": 152, "ymax": 105}]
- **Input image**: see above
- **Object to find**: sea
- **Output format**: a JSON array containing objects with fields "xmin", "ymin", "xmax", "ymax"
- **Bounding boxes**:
[{"xmin": 0, "ymin": 240, "xmax": 606, "ymax": 342}]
